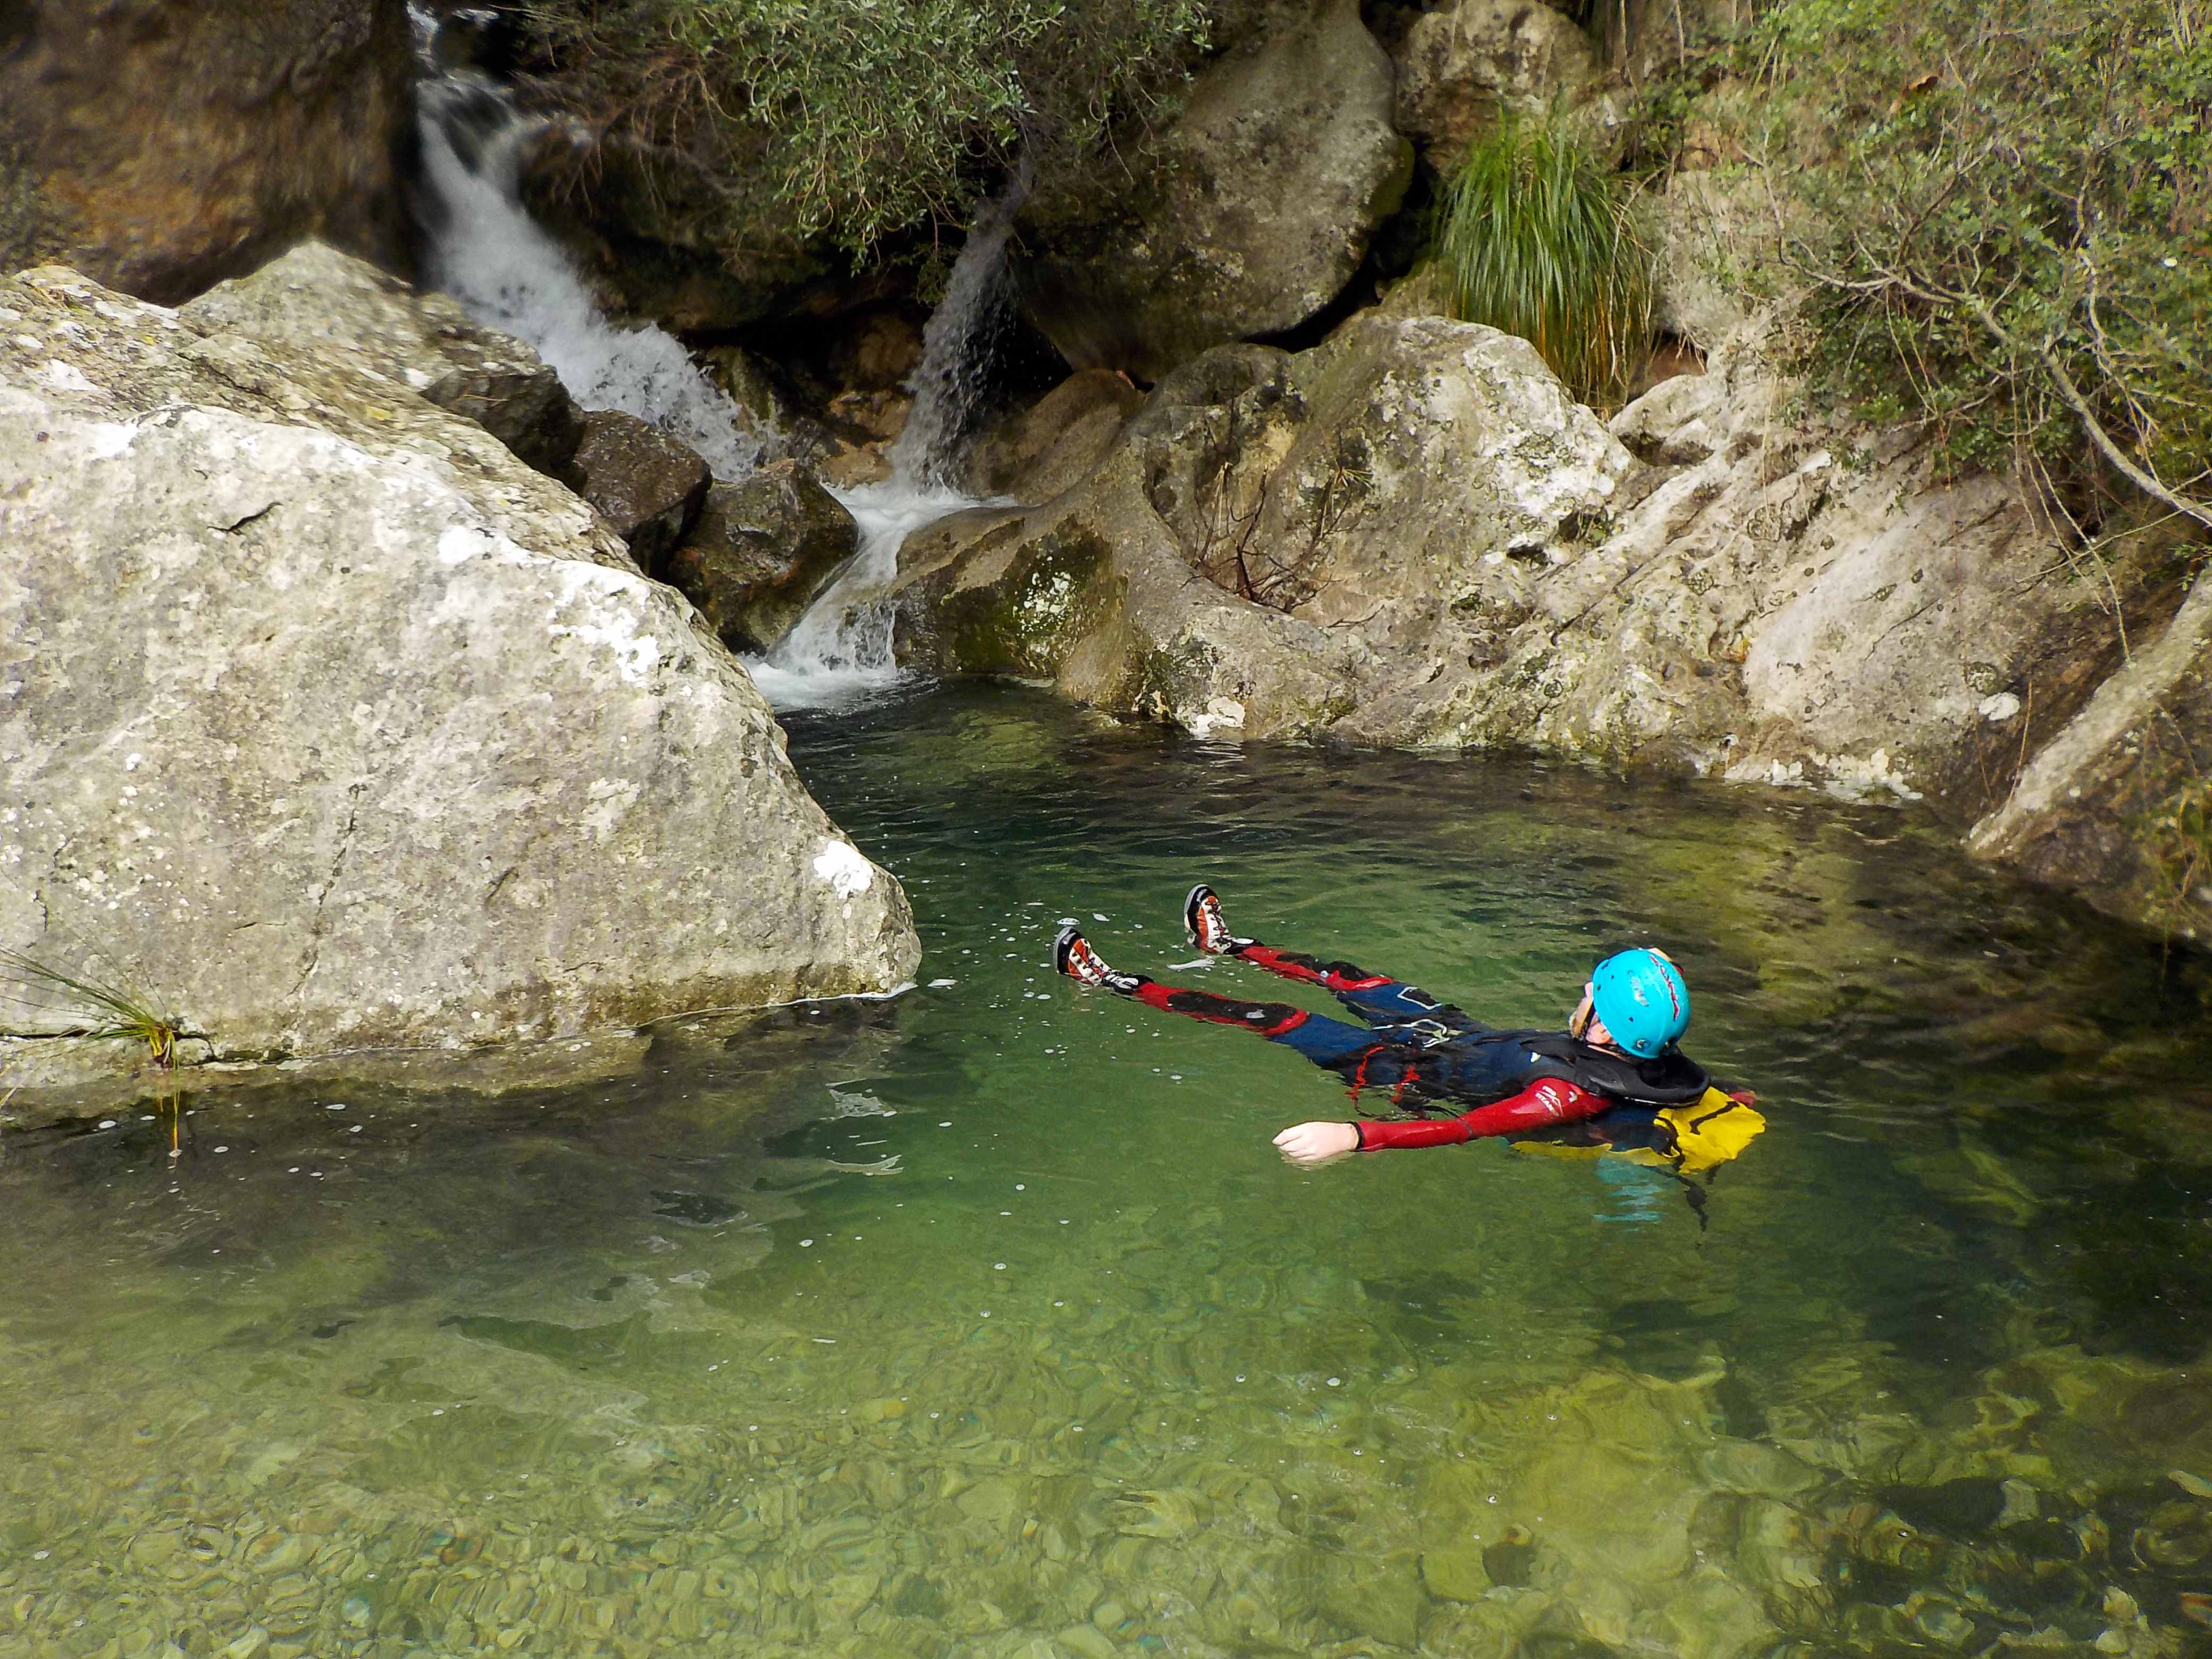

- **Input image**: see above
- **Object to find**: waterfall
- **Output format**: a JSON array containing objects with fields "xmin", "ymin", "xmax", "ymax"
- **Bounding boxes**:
[
  {"xmin": 409, "ymin": 5, "xmax": 1021, "ymax": 711},
  {"xmin": 748, "ymin": 170, "xmax": 1029, "ymax": 709},
  {"xmin": 411, "ymin": 28, "xmax": 765, "ymax": 479},
  {"xmin": 887, "ymin": 156, "xmax": 1034, "ymax": 489}
]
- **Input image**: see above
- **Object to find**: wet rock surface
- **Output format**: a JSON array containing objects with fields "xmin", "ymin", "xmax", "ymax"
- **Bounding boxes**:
[
  {"xmin": 518, "ymin": 126, "xmax": 828, "ymax": 336},
  {"xmin": 570, "ymin": 409, "xmax": 715, "ymax": 566},
  {"xmin": 0, "ymin": 263, "xmax": 919, "ymax": 1078},
  {"xmin": 659, "ymin": 463, "xmax": 863, "ymax": 655}
]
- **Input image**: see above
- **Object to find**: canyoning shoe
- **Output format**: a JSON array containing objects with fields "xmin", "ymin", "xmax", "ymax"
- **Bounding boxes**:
[
  {"xmin": 1054, "ymin": 926, "xmax": 1145, "ymax": 993},
  {"xmin": 1184, "ymin": 884, "xmax": 1252, "ymax": 956}
]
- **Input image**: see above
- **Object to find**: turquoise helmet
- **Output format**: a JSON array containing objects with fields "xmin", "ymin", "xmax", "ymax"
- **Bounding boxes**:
[{"xmin": 1589, "ymin": 949, "xmax": 1690, "ymax": 1058}]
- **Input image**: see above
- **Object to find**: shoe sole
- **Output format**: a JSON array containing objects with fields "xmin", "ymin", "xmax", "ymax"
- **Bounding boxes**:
[
  {"xmin": 1052, "ymin": 924, "xmax": 1080, "ymax": 976},
  {"xmin": 1184, "ymin": 883, "xmax": 1217, "ymax": 950}
]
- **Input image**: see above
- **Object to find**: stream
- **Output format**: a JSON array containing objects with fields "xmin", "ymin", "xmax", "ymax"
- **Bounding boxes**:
[{"xmin": 5, "ymin": 685, "xmax": 2212, "ymax": 1659}]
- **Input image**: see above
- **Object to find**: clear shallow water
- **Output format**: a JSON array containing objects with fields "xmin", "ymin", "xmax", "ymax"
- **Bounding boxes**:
[{"xmin": 6, "ymin": 686, "xmax": 2212, "ymax": 1659}]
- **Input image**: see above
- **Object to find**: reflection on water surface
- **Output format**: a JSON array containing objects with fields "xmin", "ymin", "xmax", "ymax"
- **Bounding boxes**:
[{"xmin": 5, "ymin": 685, "xmax": 2212, "ymax": 1659}]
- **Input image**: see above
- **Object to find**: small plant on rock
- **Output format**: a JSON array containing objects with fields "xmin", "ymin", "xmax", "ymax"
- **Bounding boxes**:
[
  {"xmin": 1, "ymin": 946, "xmax": 189, "ymax": 1154},
  {"xmin": 1436, "ymin": 112, "xmax": 1655, "ymax": 409}
]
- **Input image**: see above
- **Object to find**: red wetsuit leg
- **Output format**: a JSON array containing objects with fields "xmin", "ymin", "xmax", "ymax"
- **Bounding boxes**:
[
  {"xmin": 1234, "ymin": 944, "xmax": 1395, "ymax": 994},
  {"xmin": 1352, "ymin": 1078, "xmax": 1606, "ymax": 1151},
  {"xmin": 1131, "ymin": 979, "xmax": 1311, "ymax": 1038}
]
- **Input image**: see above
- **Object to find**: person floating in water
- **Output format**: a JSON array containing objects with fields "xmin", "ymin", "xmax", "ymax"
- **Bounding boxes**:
[{"xmin": 1053, "ymin": 886, "xmax": 1756, "ymax": 1169}]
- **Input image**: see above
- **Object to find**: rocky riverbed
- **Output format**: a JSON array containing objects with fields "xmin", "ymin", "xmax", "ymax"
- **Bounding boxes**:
[{"xmin": 6, "ymin": 690, "xmax": 2212, "ymax": 1659}]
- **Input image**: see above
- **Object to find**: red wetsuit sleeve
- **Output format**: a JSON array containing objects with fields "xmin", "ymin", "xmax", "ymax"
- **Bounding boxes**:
[{"xmin": 1353, "ymin": 1077, "xmax": 1607, "ymax": 1151}]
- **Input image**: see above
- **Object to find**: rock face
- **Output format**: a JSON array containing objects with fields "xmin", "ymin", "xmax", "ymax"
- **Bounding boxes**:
[
  {"xmin": 520, "ymin": 127, "xmax": 825, "ymax": 336},
  {"xmin": 1971, "ymin": 580, "xmax": 2212, "ymax": 941},
  {"xmin": 964, "ymin": 370, "xmax": 1149, "ymax": 502},
  {"xmin": 659, "ymin": 463, "xmax": 862, "ymax": 654},
  {"xmin": 891, "ymin": 314, "xmax": 1629, "ymax": 739},
  {"xmin": 0, "ymin": 264, "xmax": 920, "ymax": 1077},
  {"xmin": 180, "ymin": 241, "xmax": 588, "ymax": 477},
  {"xmin": 1389, "ymin": 0, "xmax": 1599, "ymax": 171},
  {"xmin": 890, "ymin": 311, "xmax": 2101, "ymax": 816},
  {"xmin": 0, "ymin": 0, "xmax": 417, "ymax": 304},
  {"xmin": 1017, "ymin": 0, "xmax": 1413, "ymax": 383}
]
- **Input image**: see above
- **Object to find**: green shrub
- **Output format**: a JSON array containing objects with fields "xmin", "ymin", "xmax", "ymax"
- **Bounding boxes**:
[
  {"xmin": 1719, "ymin": 0, "xmax": 2212, "ymax": 535},
  {"xmin": 1436, "ymin": 113, "xmax": 1655, "ymax": 408},
  {"xmin": 518, "ymin": 0, "xmax": 1210, "ymax": 256}
]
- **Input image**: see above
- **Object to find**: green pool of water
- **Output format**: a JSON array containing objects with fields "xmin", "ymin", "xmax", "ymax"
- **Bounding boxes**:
[{"xmin": 7, "ymin": 685, "xmax": 2212, "ymax": 1659}]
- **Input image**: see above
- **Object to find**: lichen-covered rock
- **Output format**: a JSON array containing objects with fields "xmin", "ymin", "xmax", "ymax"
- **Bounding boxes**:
[
  {"xmin": 659, "ymin": 463, "xmax": 861, "ymax": 654},
  {"xmin": 889, "ymin": 304, "xmax": 2105, "ymax": 826},
  {"xmin": 0, "ymin": 266, "xmax": 919, "ymax": 1078},
  {"xmin": 1371, "ymin": 332, "xmax": 2098, "ymax": 799},
  {"xmin": 571, "ymin": 410, "xmax": 714, "ymax": 566},
  {"xmin": 890, "ymin": 313, "xmax": 1627, "ymax": 739},
  {"xmin": 5, "ymin": 265, "xmax": 630, "ymax": 573},
  {"xmin": 179, "ymin": 241, "xmax": 587, "ymax": 477},
  {"xmin": 1017, "ymin": 0, "xmax": 1413, "ymax": 382},
  {"xmin": 0, "ymin": 0, "xmax": 416, "ymax": 304},
  {"xmin": 1389, "ymin": 0, "xmax": 1598, "ymax": 171}
]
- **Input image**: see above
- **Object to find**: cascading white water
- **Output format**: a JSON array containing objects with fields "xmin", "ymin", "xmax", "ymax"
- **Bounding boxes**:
[
  {"xmin": 410, "ymin": 4, "xmax": 1020, "ymax": 711},
  {"xmin": 412, "ymin": 36, "xmax": 764, "ymax": 478},
  {"xmin": 888, "ymin": 156, "xmax": 1033, "ymax": 489},
  {"xmin": 747, "ymin": 170, "xmax": 1030, "ymax": 709}
]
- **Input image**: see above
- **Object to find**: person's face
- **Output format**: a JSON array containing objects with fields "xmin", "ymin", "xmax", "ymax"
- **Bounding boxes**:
[{"xmin": 1569, "ymin": 983, "xmax": 1619, "ymax": 1050}]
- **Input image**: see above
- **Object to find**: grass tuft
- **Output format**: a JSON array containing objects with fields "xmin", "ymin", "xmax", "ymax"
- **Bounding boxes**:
[
  {"xmin": 2, "ymin": 945, "xmax": 188, "ymax": 1152},
  {"xmin": 1436, "ymin": 112, "xmax": 1654, "ymax": 410}
]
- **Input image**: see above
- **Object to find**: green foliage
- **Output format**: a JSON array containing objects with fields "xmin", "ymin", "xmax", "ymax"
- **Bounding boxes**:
[
  {"xmin": 1436, "ymin": 114, "xmax": 1655, "ymax": 408},
  {"xmin": 1724, "ymin": 0, "xmax": 2212, "ymax": 529},
  {"xmin": 0, "ymin": 946, "xmax": 181, "ymax": 1064},
  {"xmin": 520, "ymin": 0, "xmax": 1210, "ymax": 255},
  {"xmin": 2, "ymin": 944, "xmax": 187, "ymax": 1149},
  {"xmin": 2143, "ymin": 771, "xmax": 2212, "ymax": 936}
]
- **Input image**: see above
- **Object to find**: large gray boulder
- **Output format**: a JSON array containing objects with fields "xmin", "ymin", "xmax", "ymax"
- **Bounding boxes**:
[
  {"xmin": 1018, "ymin": 0, "xmax": 1413, "ymax": 382},
  {"xmin": 0, "ymin": 265, "xmax": 919, "ymax": 1081},
  {"xmin": 180, "ymin": 241, "xmax": 588, "ymax": 477}
]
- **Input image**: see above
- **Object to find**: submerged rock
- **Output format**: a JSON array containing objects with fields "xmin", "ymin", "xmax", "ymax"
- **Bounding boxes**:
[
  {"xmin": 0, "ymin": 265, "xmax": 920, "ymax": 1080},
  {"xmin": 1018, "ymin": 0, "xmax": 1413, "ymax": 382}
]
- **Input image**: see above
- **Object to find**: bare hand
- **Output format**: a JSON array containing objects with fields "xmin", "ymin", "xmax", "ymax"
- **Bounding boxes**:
[{"xmin": 1273, "ymin": 1120, "xmax": 1361, "ymax": 1166}]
